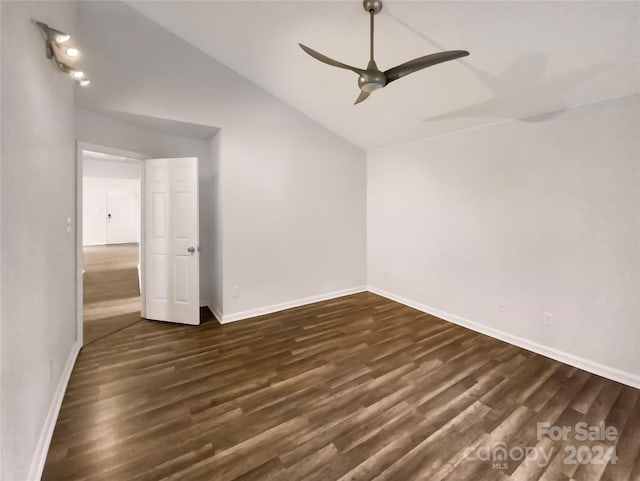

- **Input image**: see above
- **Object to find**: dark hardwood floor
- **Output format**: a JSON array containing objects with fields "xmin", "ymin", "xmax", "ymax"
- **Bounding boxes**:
[
  {"xmin": 44, "ymin": 292, "xmax": 640, "ymax": 481},
  {"xmin": 83, "ymin": 243, "xmax": 141, "ymax": 345}
]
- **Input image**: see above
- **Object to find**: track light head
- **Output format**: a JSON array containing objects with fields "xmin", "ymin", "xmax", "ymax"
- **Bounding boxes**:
[
  {"xmin": 55, "ymin": 33, "xmax": 71, "ymax": 44},
  {"xmin": 58, "ymin": 62, "xmax": 83, "ymax": 79}
]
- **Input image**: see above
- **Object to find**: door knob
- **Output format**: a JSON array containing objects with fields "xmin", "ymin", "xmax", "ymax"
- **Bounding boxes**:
[{"xmin": 187, "ymin": 246, "xmax": 196, "ymax": 253}]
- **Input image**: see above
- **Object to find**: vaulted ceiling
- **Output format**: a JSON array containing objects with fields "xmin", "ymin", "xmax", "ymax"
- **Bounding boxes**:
[{"xmin": 127, "ymin": 1, "xmax": 639, "ymax": 150}]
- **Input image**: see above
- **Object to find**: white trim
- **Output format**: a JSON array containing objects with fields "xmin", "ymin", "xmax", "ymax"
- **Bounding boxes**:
[
  {"xmin": 367, "ymin": 286, "xmax": 640, "ymax": 389},
  {"xmin": 221, "ymin": 286, "xmax": 367, "ymax": 324},
  {"xmin": 208, "ymin": 304, "xmax": 223, "ymax": 323},
  {"xmin": 27, "ymin": 341, "xmax": 81, "ymax": 481},
  {"xmin": 77, "ymin": 141, "xmax": 149, "ymax": 162},
  {"xmin": 76, "ymin": 144, "xmax": 83, "ymax": 347}
]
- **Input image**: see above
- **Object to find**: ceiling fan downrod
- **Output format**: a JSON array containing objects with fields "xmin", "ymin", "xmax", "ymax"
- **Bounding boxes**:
[
  {"xmin": 362, "ymin": 0, "xmax": 382, "ymax": 62},
  {"xmin": 363, "ymin": 0, "xmax": 382, "ymax": 62}
]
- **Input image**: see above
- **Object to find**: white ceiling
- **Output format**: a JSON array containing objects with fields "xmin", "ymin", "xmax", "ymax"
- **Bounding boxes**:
[{"xmin": 126, "ymin": 1, "xmax": 639, "ymax": 150}]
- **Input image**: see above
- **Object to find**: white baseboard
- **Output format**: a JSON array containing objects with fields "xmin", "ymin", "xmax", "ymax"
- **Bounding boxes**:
[
  {"xmin": 208, "ymin": 304, "xmax": 223, "ymax": 323},
  {"xmin": 221, "ymin": 286, "xmax": 367, "ymax": 324},
  {"xmin": 367, "ymin": 286, "xmax": 640, "ymax": 389},
  {"xmin": 28, "ymin": 340, "xmax": 81, "ymax": 481}
]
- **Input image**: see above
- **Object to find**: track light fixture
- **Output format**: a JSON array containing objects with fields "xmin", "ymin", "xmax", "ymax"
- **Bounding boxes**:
[
  {"xmin": 35, "ymin": 21, "xmax": 70, "ymax": 44},
  {"xmin": 33, "ymin": 20, "xmax": 91, "ymax": 87}
]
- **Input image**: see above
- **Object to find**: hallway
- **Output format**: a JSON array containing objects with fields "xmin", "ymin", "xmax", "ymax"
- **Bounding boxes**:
[{"xmin": 83, "ymin": 243, "xmax": 141, "ymax": 344}]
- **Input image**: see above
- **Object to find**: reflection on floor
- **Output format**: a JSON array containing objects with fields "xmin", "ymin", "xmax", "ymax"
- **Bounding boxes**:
[{"xmin": 83, "ymin": 243, "xmax": 141, "ymax": 345}]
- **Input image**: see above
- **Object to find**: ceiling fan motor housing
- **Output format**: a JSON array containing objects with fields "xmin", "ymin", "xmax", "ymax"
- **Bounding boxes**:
[{"xmin": 358, "ymin": 61, "xmax": 386, "ymax": 92}]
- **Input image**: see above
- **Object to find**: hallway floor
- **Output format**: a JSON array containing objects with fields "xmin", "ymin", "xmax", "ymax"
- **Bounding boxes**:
[{"xmin": 83, "ymin": 243, "xmax": 141, "ymax": 345}]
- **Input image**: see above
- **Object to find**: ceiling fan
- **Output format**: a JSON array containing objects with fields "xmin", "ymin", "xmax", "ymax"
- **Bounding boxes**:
[{"xmin": 299, "ymin": 0, "xmax": 470, "ymax": 105}]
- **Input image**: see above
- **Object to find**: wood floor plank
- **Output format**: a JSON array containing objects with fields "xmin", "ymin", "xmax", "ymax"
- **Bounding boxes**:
[{"xmin": 43, "ymin": 268, "xmax": 640, "ymax": 481}]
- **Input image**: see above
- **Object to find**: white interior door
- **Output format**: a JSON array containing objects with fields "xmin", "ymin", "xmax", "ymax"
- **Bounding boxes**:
[
  {"xmin": 106, "ymin": 189, "xmax": 139, "ymax": 244},
  {"xmin": 144, "ymin": 157, "xmax": 200, "ymax": 325}
]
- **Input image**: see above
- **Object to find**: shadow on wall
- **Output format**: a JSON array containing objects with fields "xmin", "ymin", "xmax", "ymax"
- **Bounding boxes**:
[{"xmin": 384, "ymin": 10, "xmax": 606, "ymax": 124}]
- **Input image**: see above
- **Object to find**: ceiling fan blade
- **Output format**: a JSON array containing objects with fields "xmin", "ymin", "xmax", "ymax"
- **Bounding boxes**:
[
  {"xmin": 299, "ymin": 44, "xmax": 365, "ymax": 75},
  {"xmin": 354, "ymin": 90, "xmax": 370, "ymax": 105},
  {"xmin": 384, "ymin": 50, "xmax": 469, "ymax": 84}
]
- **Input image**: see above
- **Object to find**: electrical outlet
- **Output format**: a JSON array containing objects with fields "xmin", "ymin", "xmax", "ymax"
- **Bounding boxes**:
[
  {"xmin": 543, "ymin": 312, "xmax": 553, "ymax": 326},
  {"xmin": 232, "ymin": 286, "xmax": 239, "ymax": 298}
]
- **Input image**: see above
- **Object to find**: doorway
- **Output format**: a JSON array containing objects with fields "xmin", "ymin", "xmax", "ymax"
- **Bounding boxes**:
[
  {"xmin": 81, "ymin": 148, "xmax": 144, "ymax": 344},
  {"xmin": 76, "ymin": 140, "xmax": 205, "ymax": 346}
]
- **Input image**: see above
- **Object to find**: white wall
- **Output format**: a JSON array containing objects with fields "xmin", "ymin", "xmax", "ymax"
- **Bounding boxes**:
[
  {"xmin": 368, "ymin": 94, "xmax": 640, "ymax": 383},
  {"xmin": 83, "ymin": 155, "xmax": 140, "ymax": 178},
  {"xmin": 83, "ymin": 157, "xmax": 140, "ymax": 246},
  {"xmin": 76, "ymin": 108, "xmax": 217, "ymax": 307},
  {"xmin": 76, "ymin": 2, "xmax": 367, "ymax": 321},
  {"xmin": 0, "ymin": 2, "xmax": 78, "ymax": 479}
]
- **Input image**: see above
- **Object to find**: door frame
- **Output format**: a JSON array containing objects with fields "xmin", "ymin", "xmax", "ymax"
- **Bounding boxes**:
[{"xmin": 76, "ymin": 141, "xmax": 149, "ymax": 347}]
